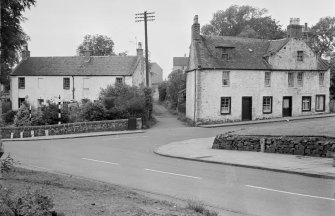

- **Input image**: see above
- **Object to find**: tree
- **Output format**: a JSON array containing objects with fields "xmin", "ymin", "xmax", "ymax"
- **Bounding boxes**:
[
  {"xmin": 308, "ymin": 17, "xmax": 335, "ymax": 57},
  {"xmin": 166, "ymin": 69, "xmax": 186, "ymax": 109},
  {"xmin": 77, "ymin": 34, "xmax": 115, "ymax": 56},
  {"xmin": 0, "ymin": 0, "xmax": 36, "ymax": 90},
  {"xmin": 201, "ymin": 5, "xmax": 285, "ymax": 40}
]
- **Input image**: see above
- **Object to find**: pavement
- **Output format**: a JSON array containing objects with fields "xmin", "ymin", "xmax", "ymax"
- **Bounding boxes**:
[
  {"xmin": 2, "ymin": 130, "xmax": 145, "ymax": 142},
  {"xmin": 198, "ymin": 113, "xmax": 335, "ymax": 128},
  {"xmin": 155, "ymin": 137, "xmax": 335, "ymax": 180}
]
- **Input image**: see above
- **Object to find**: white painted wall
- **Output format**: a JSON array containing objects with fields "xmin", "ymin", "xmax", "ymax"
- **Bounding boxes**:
[
  {"xmin": 189, "ymin": 69, "xmax": 330, "ymax": 123},
  {"xmin": 11, "ymin": 75, "xmax": 133, "ymax": 110}
]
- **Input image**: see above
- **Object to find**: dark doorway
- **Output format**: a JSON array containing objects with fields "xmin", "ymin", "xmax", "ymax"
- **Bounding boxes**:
[
  {"xmin": 282, "ymin": 96, "xmax": 292, "ymax": 117},
  {"xmin": 242, "ymin": 97, "xmax": 252, "ymax": 121}
]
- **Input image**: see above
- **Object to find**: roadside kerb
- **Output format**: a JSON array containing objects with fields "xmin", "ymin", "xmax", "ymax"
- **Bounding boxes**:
[
  {"xmin": 2, "ymin": 130, "xmax": 145, "ymax": 142},
  {"xmin": 198, "ymin": 113, "xmax": 335, "ymax": 128},
  {"xmin": 154, "ymin": 138, "xmax": 335, "ymax": 180}
]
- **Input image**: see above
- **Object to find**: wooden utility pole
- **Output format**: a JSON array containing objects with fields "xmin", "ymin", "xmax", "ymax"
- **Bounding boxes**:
[{"xmin": 135, "ymin": 11, "xmax": 155, "ymax": 87}]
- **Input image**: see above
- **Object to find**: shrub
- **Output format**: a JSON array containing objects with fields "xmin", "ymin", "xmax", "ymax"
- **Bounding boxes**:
[
  {"xmin": 39, "ymin": 101, "xmax": 70, "ymax": 125},
  {"xmin": 158, "ymin": 81, "xmax": 168, "ymax": 102},
  {"xmin": 13, "ymin": 103, "xmax": 32, "ymax": 127},
  {"xmin": 81, "ymin": 101, "xmax": 106, "ymax": 121},
  {"xmin": 0, "ymin": 187, "xmax": 54, "ymax": 216},
  {"xmin": 2, "ymin": 110, "xmax": 17, "ymax": 125},
  {"xmin": 166, "ymin": 69, "xmax": 186, "ymax": 109},
  {"xmin": 100, "ymin": 84, "xmax": 147, "ymax": 119},
  {"xmin": 0, "ymin": 153, "xmax": 15, "ymax": 173}
]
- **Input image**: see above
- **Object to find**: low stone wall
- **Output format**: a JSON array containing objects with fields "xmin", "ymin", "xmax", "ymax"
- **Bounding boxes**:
[
  {"xmin": 0, "ymin": 118, "xmax": 142, "ymax": 139},
  {"xmin": 212, "ymin": 134, "xmax": 335, "ymax": 158}
]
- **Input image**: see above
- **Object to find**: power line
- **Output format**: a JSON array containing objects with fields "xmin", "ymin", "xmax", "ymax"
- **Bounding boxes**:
[{"xmin": 135, "ymin": 11, "xmax": 155, "ymax": 87}]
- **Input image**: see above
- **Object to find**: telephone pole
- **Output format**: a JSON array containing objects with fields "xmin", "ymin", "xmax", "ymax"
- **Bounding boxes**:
[{"xmin": 135, "ymin": 11, "xmax": 155, "ymax": 87}]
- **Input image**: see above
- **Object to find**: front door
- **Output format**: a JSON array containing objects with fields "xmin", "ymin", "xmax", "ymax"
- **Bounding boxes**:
[
  {"xmin": 242, "ymin": 97, "xmax": 252, "ymax": 121},
  {"xmin": 282, "ymin": 96, "xmax": 292, "ymax": 117}
]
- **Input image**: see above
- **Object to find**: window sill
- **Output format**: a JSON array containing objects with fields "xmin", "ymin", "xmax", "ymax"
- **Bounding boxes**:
[
  {"xmin": 302, "ymin": 110, "xmax": 311, "ymax": 112},
  {"xmin": 220, "ymin": 113, "xmax": 231, "ymax": 115},
  {"xmin": 315, "ymin": 110, "xmax": 325, "ymax": 112},
  {"xmin": 263, "ymin": 112, "xmax": 272, "ymax": 114}
]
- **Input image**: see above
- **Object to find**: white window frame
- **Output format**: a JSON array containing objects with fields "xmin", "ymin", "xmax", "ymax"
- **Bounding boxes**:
[
  {"xmin": 63, "ymin": 77, "xmax": 70, "ymax": 90},
  {"xmin": 18, "ymin": 77, "xmax": 25, "ymax": 89},
  {"xmin": 264, "ymin": 72, "xmax": 271, "ymax": 87},
  {"xmin": 302, "ymin": 96, "xmax": 311, "ymax": 112},
  {"xmin": 222, "ymin": 71, "xmax": 230, "ymax": 87},
  {"xmin": 220, "ymin": 97, "xmax": 231, "ymax": 115},
  {"xmin": 263, "ymin": 96, "xmax": 272, "ymax": 114},
  {"xmin": 297, "ymin": 51, "xmax": 304, "ymax": 61},
  {"xmin": 115, "ymin": 77, "xmax": 124, "ymax": 84}
]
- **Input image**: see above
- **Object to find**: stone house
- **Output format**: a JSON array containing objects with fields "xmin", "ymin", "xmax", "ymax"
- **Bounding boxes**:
[
  {"xmin": 10, "ymin": 43, "xmax": 146, "ymax": 110},
  {"xmin": 186, "ymin": 16, "xmax": 330, "ymax": 124}
]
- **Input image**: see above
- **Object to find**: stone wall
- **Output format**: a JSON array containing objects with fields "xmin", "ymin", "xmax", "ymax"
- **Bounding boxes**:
[
  {"xmin": 0, "ymin": 118, "xmax": 142, "ymax": 139},
  {"xmin": 212, "ymin": 134, "xmax": 335, "ymax": 158}
]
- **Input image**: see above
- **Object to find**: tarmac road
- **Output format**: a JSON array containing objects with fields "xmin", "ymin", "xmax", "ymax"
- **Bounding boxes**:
[{"xmin": 4, "ymin": 112, "xmax": 335, "ymax": 216}]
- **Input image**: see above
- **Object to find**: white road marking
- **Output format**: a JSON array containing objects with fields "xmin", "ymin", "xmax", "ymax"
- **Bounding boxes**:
[
  {"xmin": 144, "ymin": 168, "xmax": 202, "ymax": 180},
  {"xmin": 81, "ymin": 158, "xmax": 120, "ymax": 165},
  {"xmin": 246, "ymin": 185, "xmax": 335, "ymax": 201}
]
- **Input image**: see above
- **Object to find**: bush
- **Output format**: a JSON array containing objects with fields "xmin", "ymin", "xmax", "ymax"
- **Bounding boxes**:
[
  {"xmin": 100, "ymin": 84, "xmax": 147, "ymax": 119},
  {"xmin": 166, "ymin": 69, "xmax": 186, "ymax": 109},
  {"xmin": 2, "ymin": 110, "xmax": 17, "ymax": 125},
  {"xmin": 0, "ymin": 187, "xmax": 54, "ymax": 216},
  {"xmin": 39, "ymin": 101, "xmax": 70, "ymax": 125},
  {"xmin": 81, "ymin": 101, "xmax": 106, "ymax": 121},
  {"xmin": 0, "ymin": 153, "xmax": 15, "ymax": 173},
  {"xmin": 13, "ymin": 103, "xmax": 32, "ymax": 127},
  {"xmin": 158, "ymin": 81, "xmax": 168, "ymax": 102}
]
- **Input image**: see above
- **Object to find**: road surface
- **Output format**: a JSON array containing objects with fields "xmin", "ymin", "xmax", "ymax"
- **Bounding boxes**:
[{"xmin": 4, "ymin": 108, "xmax": 335, "ymax": 216}]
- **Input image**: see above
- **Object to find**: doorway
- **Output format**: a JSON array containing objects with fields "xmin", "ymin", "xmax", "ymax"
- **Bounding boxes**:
[
  {"xmin": 282, "ymin": 96, "xmax": 292, "ymax": 117},
  {"xmin": 242, "ymin": 97, "xmax": 252, "ymax": 121}
]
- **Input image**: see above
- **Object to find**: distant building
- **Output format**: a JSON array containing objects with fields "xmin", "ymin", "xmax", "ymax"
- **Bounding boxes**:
[
  {"xmin": 150, "ymin": 62, "xmax": 163, "ymax": 85},
  {"xmin": 186, "ymin": 15, "xmax": 330, "ymax": 124},
  {"xmin": 173, "ymin": 57, "xmax": 188, "ymax": 71},
  {"xmin": 10, "ymin": 43, "xmax": 146, "ymax": 110}
]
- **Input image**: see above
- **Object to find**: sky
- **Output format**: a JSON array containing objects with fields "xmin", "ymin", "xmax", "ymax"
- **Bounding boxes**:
[{"xmin": 21, "ymin": 0, "xmax": 335, "ymax": 79}]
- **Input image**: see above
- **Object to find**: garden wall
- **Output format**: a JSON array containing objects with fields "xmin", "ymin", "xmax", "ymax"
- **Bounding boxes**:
[
  {"xmin": 0, "ymin": 118, "xmax": 142, "ymax": 139},
  {"xmin": 212, "ymin": 134, "xmax": 335, "ymax": 158}
]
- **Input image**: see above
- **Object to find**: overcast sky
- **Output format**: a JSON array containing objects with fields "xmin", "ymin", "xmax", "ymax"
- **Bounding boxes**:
[{"xmin": 22, "ymin": 0, "xmax": 335, "ymax": 79}]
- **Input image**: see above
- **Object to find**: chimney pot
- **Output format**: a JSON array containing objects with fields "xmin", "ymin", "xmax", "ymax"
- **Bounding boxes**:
[
  {"xmin": 137, "ymin": 42, "xmax": 143, "ymax": 56},
  {"xmin": 192, "ymin": 15, "xmax": 200, "ymax": 41},
  {"xmin": 22, "ymin": 43, "xmax": 30, "ymax": 60},
  {"xmin": 84, "ymin": 48, "xmax": 91, "ymax": 62}
]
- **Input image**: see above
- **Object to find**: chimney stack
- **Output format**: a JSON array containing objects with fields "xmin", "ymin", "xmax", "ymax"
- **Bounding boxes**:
[
  {"xmin": 192, "ymin": 15, "xmax": 200, "ymax": 41},
  {"xmin": 22, "ymin": 44, "xmax": 30, "ymax": 60},
  {"xmin": 137, "ymin": 42, "xmax": 143, "ymax": 56},
  {"xmin": 287, "ymin": 18, "xmax": 303, "ymax": 39},
  {"xmin": 84, "ymin": 47, "xmax": 91, "ymax": 62}
]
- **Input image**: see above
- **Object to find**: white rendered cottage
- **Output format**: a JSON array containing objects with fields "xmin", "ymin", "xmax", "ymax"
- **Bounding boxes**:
[
  {"xmin": 186, "ymin": 16, "xmax": 330, "ymax": 124},
  {"xmin": 10, "ymin": 43, "xmax": 146, "ymax": 110}
]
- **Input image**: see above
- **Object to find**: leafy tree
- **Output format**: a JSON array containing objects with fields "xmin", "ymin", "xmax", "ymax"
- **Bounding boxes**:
[
  {"xmin": 201, "ymin": 5, "xmax": 285, "ymax": 40},
  {"xmin": 166, "ymin": 69, "xmax": 186, "ymax": 109},
  {"xmin": 0, "ymin": 0, "xmax": 36, "ymax": 90},
  {"xmin": 77, "ymin": 34, "xmax": 115, "ymax": 56},
  {"xmin": 330, "ymin": 54, "xmax": 335, "ymax": 99},
  {"xmin": 308, "ymin": 17, "xmax": 335, "ymax": 57}
]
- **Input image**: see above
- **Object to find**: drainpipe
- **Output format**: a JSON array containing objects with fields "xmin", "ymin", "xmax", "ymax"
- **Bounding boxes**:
[
  {"xmin": 72, "ymin": 76, "xmax": 75, "ymax": 100},
  {"xmin": 193, "ymin": 70, "xmax": 197, "ymax": 124}
]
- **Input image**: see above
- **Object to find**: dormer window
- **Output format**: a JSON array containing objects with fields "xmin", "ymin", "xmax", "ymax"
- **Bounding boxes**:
[
  {"xmin": 297, "ymin": 51, "xmax": 304, "ymax": 61},
  {"xmin": 216, "ymin": 46, "xmax": 234, "ymax": 60}
]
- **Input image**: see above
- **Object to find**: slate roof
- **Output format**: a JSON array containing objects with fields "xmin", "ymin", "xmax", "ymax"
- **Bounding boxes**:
[
  {"xmin": 173, "ymin": 57, "xmax": 189, "ymax": 67},
  {"xmin": 11, "ymin": 56, "xmax": 141, "ymax": 76},
  {"xmin": 190, "ymin": 35, "xmax": 329, "ymax": 71}
]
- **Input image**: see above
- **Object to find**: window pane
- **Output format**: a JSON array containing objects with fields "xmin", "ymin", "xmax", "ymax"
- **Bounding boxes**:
[
  {"xmin": 263, "ymin": 97, "xmax": 272, "ymax": 113},
  {"xmin": 319, "ymin": 73, "xmax": 324, "ymax": 86},
  {"xmin": 302, "ymin": 97, "xmax": 310, "ymax": 111},
  {"xmin": 316, "ymin": 95, "xmax": 324, "ymax": 111},
  {"xmin": 265, "ymin": 72, "xmax": 271, "ymax": 86},
  {"xmin": 221, "ymin": 97, "xmax": 230, "ymax": 114},
  {"xmin": 222, "ymin": 71, "xmax": 230, "ymax": 86}
]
